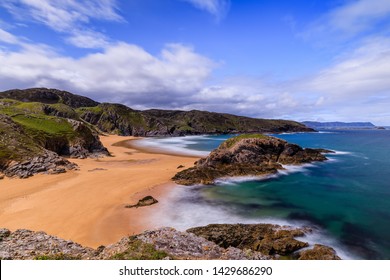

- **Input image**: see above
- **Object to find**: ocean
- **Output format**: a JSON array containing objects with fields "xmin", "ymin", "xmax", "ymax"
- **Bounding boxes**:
[{"xmin": 133, "ymin": 130, "xmax": 390, "ymax": 259}]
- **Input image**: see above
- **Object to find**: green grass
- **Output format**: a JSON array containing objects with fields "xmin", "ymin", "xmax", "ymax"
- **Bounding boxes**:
[
  {"xmin": 12, "ymin": 115, "xmax": 74, "ymax": 136},
  {"xmin": 222, "ymin": 134, "xmax": 269, "ymax": 148},
  {"xmin": 110, "ymin": 238, "xmax": 169, "ymax": 260},
  {"xmin": 34, "ymin": 253, "xmax": 80, "ymax": 260},
  {"xmin": 76, "ymin": 106, "xmax": 103, "ymax": 115}
]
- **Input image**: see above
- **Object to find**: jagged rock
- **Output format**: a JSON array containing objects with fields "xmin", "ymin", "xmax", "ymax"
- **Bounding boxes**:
[
  {"xmin": 134, "ymin": 227, "xmax": 268, "ymax": 260},
  {"xmin": 3, "ymin": 150, "xmax": 78, "ymax": 179},
  {"xmin": 298, "ymin": 244, "xmax": 341, "ymax": 260},
  {"xmin": 125, "ymin": 196, "xmax": 158, "ymax": 208},
  {"xmin": 187, "ymin": 224, "xmax": 311, "ymax": 257},
  {"xmin": 173, "ymin": 134, "xmax": 329, "ymax": 185},
  {"xmin": 0, "ymin": 229, "xmax": 95, "ymax": 260},
  {"xmin": 65, "ymin": 119, "xmax": 109, "ymax": 159},
  {"xmin": 0, "ymin": 227, "xmax": 340, "ymax": 260}
]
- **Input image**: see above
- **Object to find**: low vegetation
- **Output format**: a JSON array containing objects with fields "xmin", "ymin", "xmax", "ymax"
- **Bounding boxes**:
[{"xmin": 110, "ymin": 238, "xmax": 169, "ymax": 260}]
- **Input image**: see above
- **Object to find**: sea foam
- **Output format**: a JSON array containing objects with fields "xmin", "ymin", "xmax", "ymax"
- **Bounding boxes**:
[{"xmin": 131, "ymin": 136, "xmax": 210, "ymax": 157}]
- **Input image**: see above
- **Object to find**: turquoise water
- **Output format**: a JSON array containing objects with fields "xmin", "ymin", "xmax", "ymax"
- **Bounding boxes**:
[{"xmin": 137, "ymin": 130, "xmax": 390, "ymax": 259}]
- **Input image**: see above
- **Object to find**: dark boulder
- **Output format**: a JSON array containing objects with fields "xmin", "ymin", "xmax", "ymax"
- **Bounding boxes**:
[{"xmin": 125, "ymin": 196, "xmax": 159, "ymax": 208}]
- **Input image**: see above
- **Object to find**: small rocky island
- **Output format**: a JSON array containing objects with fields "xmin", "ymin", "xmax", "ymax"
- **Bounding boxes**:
[{"xmin": 173, "ymin": 134, "xmax": 332, "ymax": 185}]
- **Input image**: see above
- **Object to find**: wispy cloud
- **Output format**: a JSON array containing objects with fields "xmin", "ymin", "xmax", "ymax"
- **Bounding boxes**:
[
  {"xmin": 183, "ymin": 0, "xmax": 230, "ymax": 21},
  {"xmin": 0, "ymin": 0, "xmax": 123, "ymax": 48},
  {"xmin": 306, "ymin": 36, "xmax": 390, "ymax": 101},
  {"xmin": 304, "ymin": 0, "xmax": 390, "ymax": 41},
  {"xmin": 0, "ymin": 28, "xmax": 22, "ymax": 45}
]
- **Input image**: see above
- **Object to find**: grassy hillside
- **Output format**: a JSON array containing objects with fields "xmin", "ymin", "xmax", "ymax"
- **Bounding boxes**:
[
  {"xmin": 0, "ymin": 88, "xmax": 98, "ymax": 108},
  {"xmin": 0, "ymin": 99, "xmax": 107, "ymax": 160},
  {"xmin": 76, "ymin": 103, "xmax": 148, "ymax": 136},
  {"xmin": 1, "ymin": 88, "xmax": 313, "ymax": 137}
]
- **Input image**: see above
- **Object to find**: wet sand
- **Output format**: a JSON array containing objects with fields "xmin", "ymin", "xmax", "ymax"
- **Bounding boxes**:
[{"xmin": 0, "ymin": 135, "xmax": 199, "ymax": 248}]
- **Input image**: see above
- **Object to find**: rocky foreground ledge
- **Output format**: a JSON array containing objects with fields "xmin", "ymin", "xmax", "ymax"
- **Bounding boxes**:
[
  {"xmin": 0, "ymin": 224, "xmax": 340, "ymax": 260},
  {"xmin": 173, "ymin": 134, "xmax": 333, "ymax": 185}
]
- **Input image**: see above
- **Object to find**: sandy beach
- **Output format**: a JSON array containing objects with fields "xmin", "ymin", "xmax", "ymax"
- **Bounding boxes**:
[{"xmin": 0, "ymin": 135, "xmax": 199, "ymax": 248}]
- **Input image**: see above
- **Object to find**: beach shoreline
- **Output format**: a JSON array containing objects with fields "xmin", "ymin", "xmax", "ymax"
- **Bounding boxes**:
[{"xmin": 0, "ymin": 135, "xmax": 200, "ymax": 248}]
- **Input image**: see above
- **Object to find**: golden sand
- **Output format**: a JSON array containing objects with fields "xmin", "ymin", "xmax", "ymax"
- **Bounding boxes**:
[{"xmin": 0, "ymin": 135, "xmax": 198, "ymax": 248}]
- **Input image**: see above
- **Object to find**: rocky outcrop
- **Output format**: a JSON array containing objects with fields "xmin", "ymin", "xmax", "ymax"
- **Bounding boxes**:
[
  {"xmin": 0, "ymin": 103, "xmax": 108, "ymax": 178},
  {"xmin": 187, "ymin": 224, "xmax": 311, "ymax": 257},
  {"xmin": 64, "ymin": 119, "xmax": 109, "ymax": 159},
  {"xmin": 0, "ymin": 115, "xmax": 78, "ymax": 178},
  {"xmin": 0, "ymin": 229, "xmax": 95, "ymax": 260},
  {"xmin": 173, "ymin": 134, "xmax": 329, "ymax": 185},
  {"xmin": 3, "ymin": 150, "xmax": 78, "ymax": 179},
  {"xmin": 0, "ymin": 226, "xmax": 340, "ymax": 260},
  {"xmin": 298, "ymin": 244, "xmax": 341, "ymax": 260},
  {"xmin": 102, "ymin": 228, "xmax": 267, "ymax": 260},
  {"xmin": 0, "ymin": 227, "xmax": 266, "ymax": 260},
  {"xmin": 125, "ymin": 196, "xmax": 158, "ymax": 208}
]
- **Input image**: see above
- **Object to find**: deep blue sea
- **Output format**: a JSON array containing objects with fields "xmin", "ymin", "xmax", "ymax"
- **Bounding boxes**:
[{"xmin": 134, "ymin": 130, "xmax": 390, "ymax": 259}]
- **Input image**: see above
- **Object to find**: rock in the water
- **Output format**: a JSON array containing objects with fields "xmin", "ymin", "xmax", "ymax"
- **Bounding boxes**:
[
  {"xmin": 187, "ymin": 224, "xmax": 311, "ymax": 257},
  {"xmin": 125, "ymin": 196, "xmax": 158, "ymax": 208},
  {"xmin": 298, "ymin": 244, "xmax": 341, "ymax": 260},
  {"xmin": 173, "ymin": 134, "xmax": 329, "ymax": 185}
]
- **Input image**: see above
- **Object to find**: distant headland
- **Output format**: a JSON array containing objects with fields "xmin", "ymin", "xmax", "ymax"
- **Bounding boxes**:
[{"xmin": 302, "ymin": 121, "xmax": 385, "ymax": 130}]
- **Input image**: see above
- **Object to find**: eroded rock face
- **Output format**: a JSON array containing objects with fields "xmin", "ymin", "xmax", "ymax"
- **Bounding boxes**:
[
  {"xmin": 3, "ymin": 150, "xmax": 78, "ymax": 179},
  {"xmin": 0, "ymin": 229, "xmax": 95, "ymax": 260},
  {"xmin": 187, "ymin": 224, "xmax": 311, "ymax": 257},
  {"xmin": 106, "ymin": 228, "xmax": 268, "ymax": 260},
  {"xmin": 65, "ymin": 119, "xmax": 109, "ymax": 159},
  {"xmin": 173, "ymin": 135, "xmax": 329, "ymax": 185},
  {"xmin": 0, "ymin": 226, "xmax": 341, "ymax": 260}
]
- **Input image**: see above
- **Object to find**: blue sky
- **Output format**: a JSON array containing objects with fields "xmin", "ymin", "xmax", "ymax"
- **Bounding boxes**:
[{"xmin": 1, "ymin": 0, "xmax": 390, "ymax": 125}]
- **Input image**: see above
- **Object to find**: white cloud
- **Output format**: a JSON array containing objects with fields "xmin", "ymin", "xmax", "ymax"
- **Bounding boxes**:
[
  {"xmin": 0, "ymin": 28, "xmax": 21, "ymax": 44},
  {"xmin": 0, "ymin": 0, "xmax": 123, "ymax": 48},
  {"xmin": 304, "ymin": 0, "xmax": 390, "ymax": 41},
  {"xmin": 183, "ymin": 0, "xmax": 230, "ymax": 21},
  {"xmin": 307, "ymin": 37, "xmax": 390, "ymax": 99},
  {"xmin": 2, "ymin": 28, "xmax": 390, "ymax": 124},
  {"xmin": 329, "ymin": 0, "xmax": 390, "ymax": 34},
  {"xmin": 0, "ymin": 36, "xmax": 216, "ymax": 107},
  {"xmin": 66, "ymin": 30, "xmax": 109, "ymax": 49}
]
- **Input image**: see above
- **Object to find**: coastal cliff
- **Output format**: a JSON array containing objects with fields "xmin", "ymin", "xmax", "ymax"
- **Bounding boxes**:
[
  {"xmin": 1, "ymin": 88, "xmax": 314, "ymax": 137},
  {"xmin": 0, "ymin": 225, "xmax": 340, "ymax": 260},
  {"xmin": 0, "ymin": 88, "xmax": 315, "ymax": 178},
  {"xmin": 173, "ymin": 134, "xmax": 331, "ymax": 185}
]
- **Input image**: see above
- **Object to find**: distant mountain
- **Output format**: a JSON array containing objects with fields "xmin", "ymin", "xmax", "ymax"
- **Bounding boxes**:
[{"xmin": 302, "ymin": 121, "xmax": 376, "ymax": 130}]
